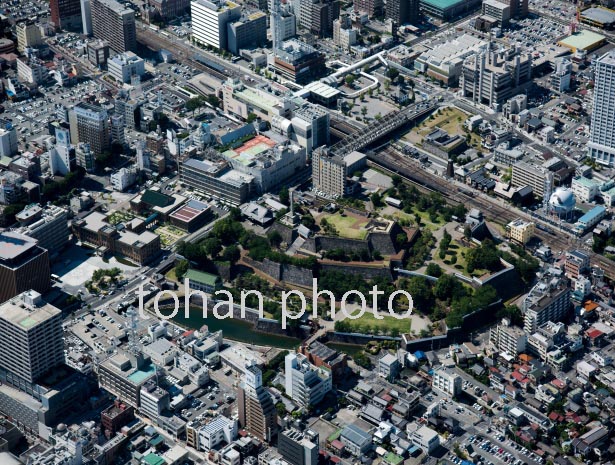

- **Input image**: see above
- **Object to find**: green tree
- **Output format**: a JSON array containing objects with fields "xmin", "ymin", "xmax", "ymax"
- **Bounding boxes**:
[
  {"xmin": 361, "ymin": 106, "xmax": 368, "ymax": 117},
  {"xmin": 279, "ymin": 186, "xmax": 290, "ymax": 206},
  {"xmin": 426, "ymin": 263, "xmax": 442, "ymax": 277},
  {"xmin": 371, "ymin": 192, "xmax": 384, "ymax": 208},
  {"xmin": 202, "ymin": 237, "xmax": 222, "ymax": 258},
  {"xmin": 175, "ymin": 259, "xmax": 189, "ymax": 280},
  {"xmin": 345, "ymin": 74, "xmax": 356, "ymax": 86},
  {"xmin": 267, "ymin": 230, "xmax": 283, "ymax": 248},
  {"xmin": 221, "ymin": 245, "xmax": 240, "ymax": 264},
  {"xmin": 246, "ymin": 112, "xmax": 257, "ymax": 123}
]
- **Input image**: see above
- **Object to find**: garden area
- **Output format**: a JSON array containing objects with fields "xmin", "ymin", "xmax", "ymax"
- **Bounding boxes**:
[
  {"xmin": 406, "ymin": 106, "xmax": 482, "ymax": 151},
  {"xmin": 315, "ymin": 211, "xmax": 371, "ymax": 240}
]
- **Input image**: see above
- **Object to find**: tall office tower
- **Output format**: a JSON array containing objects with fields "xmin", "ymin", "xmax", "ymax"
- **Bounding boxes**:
[
  {"xmin": 191, "ymin": 0, "xmax": 241, "ymax": 51},
  {"xmin": 50, "ymin": 0, "xmax": 83, "ymax": 31},
  {"xmin": 0, "ymin": 232, "xmax": 50, "ymax": 303},
  {"xmin": 0, "ymin": 291, "xmax": 64, "ymax": 384},
  {"xmin": 227, "ymin": 12, "xmax": 267, "ymax": 55},
  {"xmin": 298, "ymin": 0, "xmax": 340, "ymax": 37},
  {"xmin": 354, "ymin": 0, "xmax": 382, "ymax": 17},
  {"xmin": 81, "ymin": 0, "xmax": 93, "ymax": 35},
  {"xmin": 69, "ymin": 102, "xmax": 110, "ymax": 157},
  {"xmin": 385, "ymin": 0, "xmax": 419, "ymax": 26},
  {"xmin": 49, "ymin": 127, "xmax": 74, "ymax": 175},
  {"xmin": 291, "ymin": 103, "xmax": 330, "ymax": 154},
  {"xmin": 271, "ymin": 4, "xmax": 297, "ymax": 48},
  {"xmin": 312, "ymin": 146, "xmax": 346, "ymax": 197},
  {"xmin": 237, "ymin": 361, "xmax": 277, "ymax": 443},
  {"xmin": 589, "ymin": 50, "xmax": 615, "ymax": 167},
  {"xmin": 91, "ymin": 0, "xmax": 136, "ymax": 53},
  {"xmin": 111, "ymin": 114, "xmax": 126, "ymax": 145}
]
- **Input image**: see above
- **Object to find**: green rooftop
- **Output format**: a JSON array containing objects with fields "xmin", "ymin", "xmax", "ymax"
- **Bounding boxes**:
[
  {"xmin": 420, "ymin": 0, "xmax": 465, "ymax": 10},
  {"xmin": 185, "ymin": 269, "xmax": 222, "ymax": 287},
  {"xmin": 143, "ymin": 453, "xmax": 166, "ymax": 465},
  {"xmin": 149, "ymin": 435, "xmax": 164, "ymax": 447},
  {"xmin": 19, "ymin": 317, "xmax": 38, "ymax": 329},
  {"xmin": 384, "ymin": 453, "xmax": 404, "ymax": 465},
  {"xmin": 141, "ymin": 189, "xmax": 175, "ymax": 208}
]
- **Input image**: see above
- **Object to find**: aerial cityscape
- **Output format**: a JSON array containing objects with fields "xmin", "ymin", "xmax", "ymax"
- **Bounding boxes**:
[{"xmin": 1, "ymin": 0, "xmax": 615, "ymax": 463}]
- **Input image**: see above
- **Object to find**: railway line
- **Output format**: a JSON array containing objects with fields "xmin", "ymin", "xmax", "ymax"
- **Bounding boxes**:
[{"xmin": 369, "ymin": 147, "xmax": 615, "ymax": 279}]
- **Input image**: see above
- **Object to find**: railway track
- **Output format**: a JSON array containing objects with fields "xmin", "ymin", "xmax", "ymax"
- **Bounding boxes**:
[{"xmin": 371, "ymin": 147, "xmax": 615, "ymax": 279}]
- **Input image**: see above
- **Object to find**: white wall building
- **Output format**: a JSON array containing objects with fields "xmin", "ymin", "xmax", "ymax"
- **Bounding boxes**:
[
  {"xmin": 285, "ymin": 353, "xmax": 332, "ymax": 407},
  {"xmin": 191, "ymin": 0, "xmax": 241, "ymax": 51},
  {"xmin": 0, "ymin": 127, "xmax": 18, "ymax": 157},
  {"xmin": 197, "ymin": 416, "xmax": 238, "ymax": 451},
  {"xmin": 110, "ymin": 166, "xmax": 138, "ymax": 191},
  {"xmin": 431, "ymin": 366, "xmax": 462, "ymax": 396},
  {"xmin": 108, "ymin": 51, "xmax": 145, "ymax": 83}
]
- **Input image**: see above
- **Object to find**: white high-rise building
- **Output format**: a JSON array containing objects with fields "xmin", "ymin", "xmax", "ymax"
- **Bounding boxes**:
[
  {"xmin": 191, "ymin": 0, "xmax": 241, "ymax": 51},
  {"xmin": 49, "ymin": 127, "xmax": 73, "ymax": 175},
  {"xmin": 284, "ymin": 353, "xmax": 332, "ymax": 407},
  {"xmin": 0, "ymin": 290, "xmax": 64, "ymax": 384},
  {"xmin": 589, "ymin": 50, "xmax": 615, "ymax": 166}
]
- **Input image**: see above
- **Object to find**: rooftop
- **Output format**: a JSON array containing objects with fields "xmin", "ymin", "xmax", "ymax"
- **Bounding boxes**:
[
  {"xmin": 184, "ymin": 269, "xmax": 221, "ymax": 286},
  {"xmin": 558, "ymin": 30, "xmax": 606, "ymax": 51},
  {"xmin": 0, "ymin": 291, "xmax": 61, "ymax": 330},
  {"xmin": 0, "ymin": 231, "xmax": 38, "ymax": 261},
  {"xmin": 580, "ymin": 7, "xmax": 615, "ymax": 25},
  {"xmin": 420, "ymin": 0, "xmax": 466, "ymax": 10}
]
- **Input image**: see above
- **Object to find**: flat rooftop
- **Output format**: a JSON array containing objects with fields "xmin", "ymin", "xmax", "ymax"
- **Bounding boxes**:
[
  {"xmin": 420, "ymin": 0, "xmax": 465, "ymax": 10},
  {"xmin": 581, "ymin": 7, "xmax": 615, "ymax": 25},
  {"xmin": 558, "ymin": 30, "xmax": 606, "ymax": 51},
  {"xmin": 0, "ymin": 293, "xmax": 61, "ymax": 330},
  {"xmin": 222, "ymin": 134, "xmax": 276, "ymax": 166},
  {"xmin": 0, "ymin": 231, "xmax": 38, "ymax": 261}
]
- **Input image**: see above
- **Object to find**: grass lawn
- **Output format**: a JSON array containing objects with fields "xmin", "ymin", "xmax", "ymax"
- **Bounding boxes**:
[
  {"xmin": 344, "ymin": 311, "xmax": 412, "ymax": 334},
  {"xmin": 319, "ymin": 213, "xmax": 370, "ymax": 240},
  {"xmin": 166, "ymin": 267, "xmax": 178, "ymax": 282}
]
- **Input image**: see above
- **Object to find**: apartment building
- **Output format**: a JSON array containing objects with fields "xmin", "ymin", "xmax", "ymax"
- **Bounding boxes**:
[
  {"xmin": 98, "ymin": 352, "xmax": 157, "ymax": 408},
  {"xmin": 523, "ymin": 269, "xmax": 570, "ymax": 334},
  {"xmin": 431, "ymin": 366, "xmax": 462, "ymax": 396},
  {"xmin": 91, "ymin": 0, "xmax": 136, "ymax": 53},
  {"xmin": 511, "ymin": 161, "xmax": 552, "ymax": 198},
  {"xmin": 490, "ymin": 318, "xmax": 527, "ymax": 356},
  {"xmin": 285, "ymin": 353, "xmax": 332, "ymax": 407}
]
